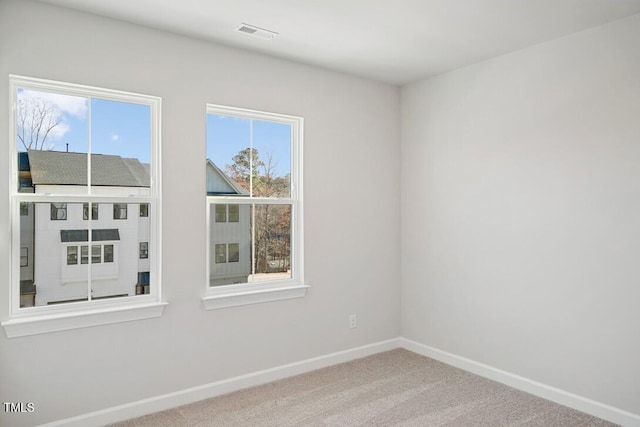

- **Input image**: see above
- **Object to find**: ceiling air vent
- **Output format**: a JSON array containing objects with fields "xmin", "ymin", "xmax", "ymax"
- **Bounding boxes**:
[{"xmin": 236, "ymin": 23, "xmax": 278, "ymax": 40}]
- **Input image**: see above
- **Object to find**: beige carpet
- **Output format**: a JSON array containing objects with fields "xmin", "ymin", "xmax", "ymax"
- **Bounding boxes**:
[{"xmin": 112, "ymin": 349, "xmax": 618, "ymax": 427}]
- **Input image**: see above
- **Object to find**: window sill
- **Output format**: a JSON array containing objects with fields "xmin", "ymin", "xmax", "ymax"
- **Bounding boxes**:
[
  {"xmin": 2, "ymin": 301, "xmax": 168, "ymax": 338},
  {"xmin": 202, "ymin": 283, "xmax": 310, "ymax": 310}
]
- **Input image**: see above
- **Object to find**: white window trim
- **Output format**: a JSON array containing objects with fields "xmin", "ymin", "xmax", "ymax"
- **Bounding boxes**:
[
  {"xmin": 3, "ymin": 75, "xmax": 165, "ymax": 337},
  {"xmin": 203, "ymin": 104, "xmax": 307, "ymax": 310}
]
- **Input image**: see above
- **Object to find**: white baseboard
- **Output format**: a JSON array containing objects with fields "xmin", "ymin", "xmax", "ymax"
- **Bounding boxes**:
[
  {"xmin": 42, "ymin": 338, "xmax": 401, "ymax": 427},
  {"xmin": 400, "ymin": 338, "xmax": 640, "ymax": 427},
  {"xmin": 41, "ymin": 337, "xmax": 640, "ymax": 427}
]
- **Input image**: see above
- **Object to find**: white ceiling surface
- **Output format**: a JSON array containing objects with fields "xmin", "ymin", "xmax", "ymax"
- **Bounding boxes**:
[{"xmin": 39, "ymin": 0, "xmax": 640, "ymax": 85}]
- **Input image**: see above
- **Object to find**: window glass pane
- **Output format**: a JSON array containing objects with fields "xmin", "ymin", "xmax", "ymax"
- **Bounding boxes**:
[
  {"xmin": 104, "ymin": 244, "xmax": 114, "ymax": 263},
  {"xmin": 139, "ymin": 242, "xmax": 148, "ymax": 259},
  {"xmin": 228, "ymin": 204, "xmax": 239, "ymax": 222},
  {"xmin": 206, "ymin": 114, "xmax": 292, "ymax": 198},
  {"xmin": 19, "ymin": 202, "xmax": 89, "ymax": 307},
  {"xmin": 90, "ymin": 99, "xmax": 151, "ymax": 196},
  {"xmin": 50, "ymin": 203, "xmax": 67, "ymax": 220},
  {"xmin": 215, "ymin": 204, "xmax": 226, "ymax": 222},
  {"xmin": 113, "ymin": 203, "xmax": 127, "ymax": 219},
  {"xmin": 83, "ymin": 202, "xmax": 99, "ymax": 220},
  {"xmin": 228, "ymin": 243, "xmax": 240, "ymax": 263},
  {"xmin": 20, "ymin": 247, "xmax": 29, "ymax": 267},
  {"xmin": 16, "ymin": 88, "xmax": 89, "ymax": 194},
  {"xmin": 252, "ymin": 120, "xmax": 291, "ymax": 198},
  {"xmin": 215, "ymin": 244, "xmax": 227, "ymax": 264},
  {"xmin": 91, "ymin": 245, "xmax": 101, "ymax": 264},
  {"xmin": 250, "ymin": 204, "xmax": 292, "ymax": 282},
  {"xmin": 139, "ymin": 203, "xmax": 149, "ymax": 217},
  {"xmin": 81, "ymin": 245, "xmax": 89, "ymax": 264},
  {"xmin": 208, "ymin": 203, "xmax": 291, "ymax": 286},
  {"xmin": 67, "ymin": 246, "xmax": 78, "ymax": 265},
  {"xmin": 206, "ymin": 115, "xmax": 251, "ymax": 195}
]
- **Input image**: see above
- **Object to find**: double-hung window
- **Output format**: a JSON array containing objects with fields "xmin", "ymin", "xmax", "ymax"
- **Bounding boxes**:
[
  {"xmin": 3, "ymin": 75, "xmax": 165, "ymax": 337},
  {"xmin": 203, "ymin": 104, "xmax": 306, "ymax": 309}
]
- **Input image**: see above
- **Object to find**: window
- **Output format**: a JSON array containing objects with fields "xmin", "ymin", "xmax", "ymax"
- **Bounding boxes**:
[
  {"xmin": 228, "ymin": 243, "xmax": 240, "ymax": 263},
  {"xmin": 113, "ymin": 204, "xmax": 127, "ymax": 220},
  {"xmin": 20, "ymin": 248, "xmax": 28, "ymax": 267},
  {"xmin": 50, "ymin": 203, "xmax": 67, "ymax": 220},
  {"xmin": 83, "ymin": 202, "xmax": 98, "ymax": 220},
  {"xmin": 139, "ymin": 242, "xmax": 148, "ymax": 259},
  {"xmin": 104, "ymin": 244, "xmax": 114, "ymax": 263},
  {"xmin": 204, "ymin": 104, "xmax": 306, "ymax": 309},
  {"xmin": 3, "ymin": 75, "xmax": 164, "ymax": 338},
  {"xmin": 215, "ymin": 204, "xmax": 227, "ymax": 222},
  {"xmin": 215, "ymin": 244, "xmax": 227, "ymax": 263},
  {"xmin": 67, "ymin": 246, "xmax": 78, "ymax": 265}
]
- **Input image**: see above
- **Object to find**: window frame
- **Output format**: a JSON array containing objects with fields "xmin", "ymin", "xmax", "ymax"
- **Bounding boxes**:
[
  {"xmin": 203, "ymin": 104, "xmax": 307, "ymax": 310},
  {"xmin": 3, "ymin": 75, "xmax": 166, "ymax": 338}
]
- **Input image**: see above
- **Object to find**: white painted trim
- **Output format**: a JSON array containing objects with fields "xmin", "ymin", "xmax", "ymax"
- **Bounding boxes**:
[
  {"xmin": 202, "ymin": 284, "xmax": 310, "ymax": 310},
  {"xmin": 400, "ymin": 338, "xmax": 640, "ymax": 427},
  {"xmin": 41, "ymin": 338, "xmax": 401, "ymax": 427},
  {"xmin": 2, "ymin": 302, "xmax": 167, "ymax": 338}
]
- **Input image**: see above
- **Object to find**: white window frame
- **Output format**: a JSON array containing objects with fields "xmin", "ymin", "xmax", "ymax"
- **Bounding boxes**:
[
  {"xmin": 2, "ymin": 75, "xmax": 166, "ymax": 338},
  {"xmin": 203, "ymin": 104, "xmax": 307, "ymax": 310}
]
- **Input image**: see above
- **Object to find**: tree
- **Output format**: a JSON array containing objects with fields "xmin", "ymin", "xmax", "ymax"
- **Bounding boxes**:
[
  {"xmin": 16, "ymin": 95, "xmax": 61, "ymax": 151},
  {"xmin": 226, "ymin": 147, "xmax": 291, "ymax": 274}
]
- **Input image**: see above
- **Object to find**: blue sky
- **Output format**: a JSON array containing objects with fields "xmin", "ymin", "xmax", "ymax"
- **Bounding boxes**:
[
  {"xmin": 206, "ymin": 114, "xmax": 291, "ymax": 179},
  {"xmin": 17, "ymin": 89, "xmax": 291, "ymax": 178},
  {"xmin": 17, "ymin": 88, "xmax": 150, "ymax": 163}
]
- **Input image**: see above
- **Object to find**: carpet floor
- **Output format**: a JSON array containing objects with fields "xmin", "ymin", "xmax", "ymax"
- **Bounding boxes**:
[{"xmin": 111, "ymin": 349, "xmax": 618, "ymax": 427}]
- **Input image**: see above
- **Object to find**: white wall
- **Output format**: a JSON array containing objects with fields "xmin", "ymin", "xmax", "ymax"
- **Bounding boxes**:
[
  {"xmin": 401, "ymin": 13, "xmax": 640, "ymax": 416},
  {"xmin": 0, "ymin": 1, "xmax": 400, "ymax": 425}
]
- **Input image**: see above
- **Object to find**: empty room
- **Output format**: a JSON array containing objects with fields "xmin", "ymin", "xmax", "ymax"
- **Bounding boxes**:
[{"xmin": 1, "ymin": 0, "xmax": 639, "ymax": 426}]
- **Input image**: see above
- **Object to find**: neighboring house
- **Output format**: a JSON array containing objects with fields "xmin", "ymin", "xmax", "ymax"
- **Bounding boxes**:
[
  {"xmin": 206, "ymin": 159, "xmax": 251, "ymax": 286},
  {"xmin": 19, "ymin": 150, "xmax": 152, "ymax": 306},
  {"xmin": 19, "ymin": 152, "xmax": 250, "ymax": 306}
]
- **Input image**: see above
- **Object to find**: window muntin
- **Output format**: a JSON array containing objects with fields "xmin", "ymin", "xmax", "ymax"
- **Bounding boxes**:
[
  {"xmin": 8, "ymin": 75, "xmax": 161, "ymax": 320},
  {"xmin": 206, "ymin": 105, "xmax": 303, "ymax": 296}
]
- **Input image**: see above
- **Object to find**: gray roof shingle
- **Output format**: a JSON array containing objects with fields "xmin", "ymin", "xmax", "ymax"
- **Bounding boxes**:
[{"xmin": 27, "ymin": 150, "xmax": 149, "ymax": 188}]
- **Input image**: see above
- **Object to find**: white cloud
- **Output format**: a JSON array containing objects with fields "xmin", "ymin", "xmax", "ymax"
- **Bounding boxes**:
[
  {"xmin": 18, "ymin": 89, "xmax": 87, "ymax": 118},
  {"xmin": 111, "ymin": 133, "xmax": 119, "ymax": 141},
  {"xmin": 16, "ymin": 88, "xmax": 88, "ymax": 147}
]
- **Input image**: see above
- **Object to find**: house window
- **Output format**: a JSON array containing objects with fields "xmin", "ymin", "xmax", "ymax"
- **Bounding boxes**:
[
  {"xmin": 104, "ymin": 244, "xmax": 114, "ymax": 263},
  {"xmin": 113, "ymin": 204, "xmax": 127, "ymax": 220},
  {"xmin": 50, "ymin": 203, "xmax": 67, "ymax": 220},
  {"xmin": 228, "ymin": 204, "xmax": 239, "ymax": 222},
  {"xmin": 228, "ymin": 243, "xmax": 240, "ymax": 263},
  {"xmin": 20, "ymin": 247, "xmax": 28, "ymax": 267},
  {"xmin": 20, "ymin": 202, "xmax": 28, "ymax": 216},
  {"xmin": 67, "ymin": 246, "xmax": 78, "ymax": 265},
  {"xmin": 83, "ymin": 203, "xmax": 98, "ymax": 220},
  {"xmin": 5, "ymin": 75, "xmax": 163, "ymax": 337},
  {"xmin": 204, "ymin": 104, "xmax": 305, "ymax": 309},
  {"xmin": 139, "ymin": 242, "xmax": 148, "ymax": 259},
  {"xmin": 215, "ymin": 244, "xmax": 226, "ymax": 263},
  {"xmin": 80, "ymin": 245, "xmax": 89, "ymax": 264}
]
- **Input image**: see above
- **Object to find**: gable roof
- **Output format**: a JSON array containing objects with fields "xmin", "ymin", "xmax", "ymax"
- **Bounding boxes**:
[
  {"xmin": 206, "ymin": 159, "xmax": 248, "ymax": 195},
  {"xmin": 26, "ymin": 150, "xmax": 150, "ymax": 187}
]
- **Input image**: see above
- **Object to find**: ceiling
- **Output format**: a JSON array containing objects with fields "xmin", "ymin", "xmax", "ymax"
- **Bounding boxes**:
[{"xmin": 39, "ymin": 0, "xmax": 640, "ymax": 85}]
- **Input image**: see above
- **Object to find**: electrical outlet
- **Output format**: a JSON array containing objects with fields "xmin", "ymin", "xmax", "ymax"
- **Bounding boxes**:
[{"xmin": 349, "ymin": 314, "xmax": 357, "ymax": 329}]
